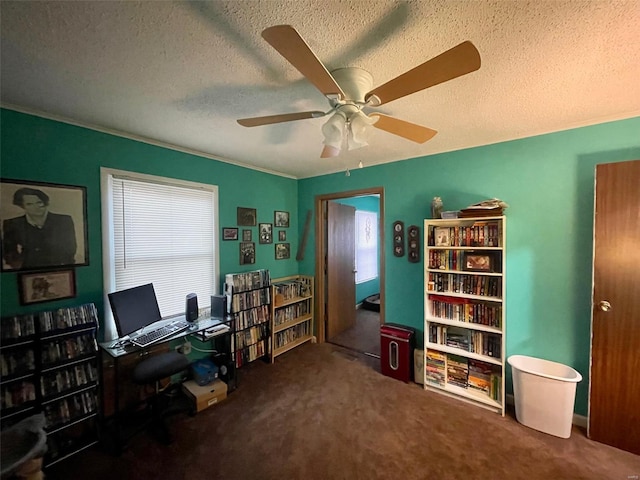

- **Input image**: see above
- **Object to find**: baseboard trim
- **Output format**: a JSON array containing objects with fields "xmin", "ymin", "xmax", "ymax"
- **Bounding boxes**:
[{"xmin": 505, "ymin": 394, "xmax": 587, "ymax": 428}]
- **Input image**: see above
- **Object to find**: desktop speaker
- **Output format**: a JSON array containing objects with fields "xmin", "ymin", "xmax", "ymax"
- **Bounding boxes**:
[
  {"xmin": 210, "ymin": 294, "xmax": 227, "ymax": 319},
  {"xmin": 185, "ymin": 293, "xmax": 199, "ymax": 322}
]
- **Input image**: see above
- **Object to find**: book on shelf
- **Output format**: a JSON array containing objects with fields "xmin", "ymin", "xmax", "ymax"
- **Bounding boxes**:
[
  {"xmin": 425, "ymin": 349, "xmax": 446, "ymax": 387},
  {"xmin": 458, "ymin": 207, "xmax": 503, "ymax": 218},
  {"xmin": 446, "ymin": 354, "xmax": 469, "ymax": 388}
]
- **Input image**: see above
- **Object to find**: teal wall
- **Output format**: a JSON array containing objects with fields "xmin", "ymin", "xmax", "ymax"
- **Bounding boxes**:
[
  {"xmin": 2, "ymin": 107, "xmax": 639, "ymax": 416},
  {"xmin": 335, "ymin": 195, "xmax": 381, "ymax": 302},
  {"xmin": 0, "ymin": 109, "xmax": 300, "ymax": 329},
  {"xmin": 298, "ymin": 116, "xmax": 640, "ymax": 416}
]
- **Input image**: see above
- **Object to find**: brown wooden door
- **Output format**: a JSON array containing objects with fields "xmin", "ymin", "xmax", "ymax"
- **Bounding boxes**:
[
  {"xmin": 326, "ymin": 201, "xmax": 356, "ymax": 340},
  {"xmin": 589, "ymin": 159, "xmax": 640, "ymax": 455}
]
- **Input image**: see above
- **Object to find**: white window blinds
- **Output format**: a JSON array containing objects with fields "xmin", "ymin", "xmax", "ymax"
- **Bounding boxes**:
[
  {"xmin": 355, "ymin": 210, "xmax": 378, "ymax": 284},
  {"xmin": 103, "ymin": 170, "xmax": 217, "ymax": 340}
]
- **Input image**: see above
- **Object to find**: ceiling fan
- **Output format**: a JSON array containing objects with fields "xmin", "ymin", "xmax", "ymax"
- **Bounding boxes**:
[{"xmin": 238, "ymin": 25, "xmax": 481, "ymax": 159}]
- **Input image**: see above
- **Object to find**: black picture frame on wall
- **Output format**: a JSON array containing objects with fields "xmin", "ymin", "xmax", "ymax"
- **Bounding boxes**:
[
  {"xmin": 240, "ymin": 242, "xmax": 255, "ymax": 265},
  {"xmin": 237, "ymin": 207, "xmax": 257, "ymax": 226},
  {"xmin": 222, "ymin": 227, "xmax": 238, "ymax": 241},
  {"xmin": 0, "ymin": 178, "xmax": 89, "ymax": 272},
  {"xmin": 259, "ymin": 223, "xmax": 272, "ymax": 244},
  {"xmin": 275, "ymin": 243, "xmax": 290, "ymax": 260},
  {"xmin": 18, "ymin": 269, "xmax": 76, "ymax": 305},
  {"xmin": 274, "ymin": 211, "xmax": 289, "ymax": 228}
]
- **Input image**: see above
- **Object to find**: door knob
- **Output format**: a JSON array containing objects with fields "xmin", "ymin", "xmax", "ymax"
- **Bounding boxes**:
[{"xmin": 597, "ymin": 300, "xmax": 612, "ymax": 312}]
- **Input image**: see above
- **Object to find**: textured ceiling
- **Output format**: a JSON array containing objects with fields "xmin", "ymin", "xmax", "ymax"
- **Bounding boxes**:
[{"xmin": 1, "ymin": 1, "xmax": 639, "ymax": 179}]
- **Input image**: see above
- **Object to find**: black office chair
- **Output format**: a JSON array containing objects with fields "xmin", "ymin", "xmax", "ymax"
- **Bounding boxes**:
[{"xmin": 132, "ymin": 350, "xmax": 192, "ymax": 445}]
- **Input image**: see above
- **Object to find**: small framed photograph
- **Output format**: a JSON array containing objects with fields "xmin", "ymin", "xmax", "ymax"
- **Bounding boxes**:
[
  {"xmin": 434, "ymin": 227, "xmax": 450, "ymax": 247},
  {"xmin": 259, "ymin": 223, "xmax": 273, "ymax": 244},
  {"xmin": 274, "ymin": 210, "xmax": 289, "ymax": 228},
  {"xmin": 240, "ymin": 242, "xmax": 255, "ymax": 265},
  {"xmin": 237, "ymin": 207, "xmax": 256, "ymax": 226},
  {"xmin": 222, "ymin": 227, "xmax": 238, "ymax": 241},
  {"xmin": 1, "ymin": 179, "xmax": 89, "ymax": 272},
  {"xmin": 242, "ymin": 229, "xmax": 252, "ymax": 242},
  {"xmin": 278, "ymin": 230, "xmax": 286, "ymax": 241},
  {"xmin": 18, "ymin": 269, "xmax": 76, "ymax": 305},
  {"xmin": 275, "ymin": 243, "xmax": 290, "ymax": 260},
  {"xmin": 463, "ymin": 253, "xmax": 493, "ymax": 272}
]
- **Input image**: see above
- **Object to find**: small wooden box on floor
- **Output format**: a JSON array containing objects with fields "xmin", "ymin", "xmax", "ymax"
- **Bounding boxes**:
[{"xmin": 182, "ymin": 379, "xmax": 227, "ymax": 413}]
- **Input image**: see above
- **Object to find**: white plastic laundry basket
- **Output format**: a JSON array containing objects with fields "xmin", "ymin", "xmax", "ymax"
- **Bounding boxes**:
[{"xmin": 508, "ymin": 355, "xmax": 582, "ymax": 438}]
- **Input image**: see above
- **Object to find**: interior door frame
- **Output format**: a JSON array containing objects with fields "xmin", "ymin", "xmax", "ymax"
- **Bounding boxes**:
[{"xmin": 315, "ymin": 186, "xmax": 385, "ymax": 343}]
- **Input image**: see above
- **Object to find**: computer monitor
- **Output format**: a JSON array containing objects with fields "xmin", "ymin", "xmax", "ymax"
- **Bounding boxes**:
[{"xmin": 108, "ymin": 283, "xmax": 162, "ymax": 338}]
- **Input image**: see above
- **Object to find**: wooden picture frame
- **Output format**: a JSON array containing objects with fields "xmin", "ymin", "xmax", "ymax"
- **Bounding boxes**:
[
  {"xmin": 240, "ymin": 242, "xmax": 255, "ymax": 265},
  {"xmin": 242, "ymin": 229, "xmax": 252, "ymax": 242},
  {"xmin": 275, "ymin": 243, "xmax": 290, "ymax": 260},
  {"xmin": 463, "ymin": 253, "xmax": 494, "ymax": 272},
  {"xmin": 18, "ymin": 269, "xmax": 76, "ymax": 305},
  {"xmin": 1, "ymin": 179, "xmax": 89, "ymax": 272},
  {"xmin": 222, "ymin": 227, "xmax": 238, "ymax": 241},
  {"xmin": 237, "ymin": 207, "xmax": 256, "ymax": 226},
  {"xmin": 278, "ymin": 230, "xmax": 286, "ymax": 241},
  {"xmin": 259, "ymin": 223, "xmax": 273, "ymax": 244},
  {"xmin": 274, "ymin": 210, "xmax": 289, "ymax": 228}
]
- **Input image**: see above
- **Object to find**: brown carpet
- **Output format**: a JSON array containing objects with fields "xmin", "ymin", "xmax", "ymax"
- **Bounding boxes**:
[
  {"xmin": 328, "ymin": 308, "xmax": 381, "ymax": 356},
  {"xmin": 46, "ymin": 343, "xmax": 639, "ymax": 480}
]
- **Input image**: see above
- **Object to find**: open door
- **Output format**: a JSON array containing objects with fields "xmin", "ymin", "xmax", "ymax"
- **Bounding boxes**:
[
  {"xmin": 588, "ymin": 159, "xmax": 640, "ymax": 454},
  {"xmin": 326, "ymin": 201, "xmax": 356, "ymax": 340}
]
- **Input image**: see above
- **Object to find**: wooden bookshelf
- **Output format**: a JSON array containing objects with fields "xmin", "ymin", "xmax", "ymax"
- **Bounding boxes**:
[{"xmin": 270, "ymin": 275, "xmax": 314, "ymax": 362}]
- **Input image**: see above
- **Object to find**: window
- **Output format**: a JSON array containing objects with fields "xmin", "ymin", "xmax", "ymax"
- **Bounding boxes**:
[
  {"xmin": 355, "ymin": 210, "xmax": 378, "ymax": 284},
  {"xmin": 101, "ymin": 168, "xmax": 218, "ymax": 340}
]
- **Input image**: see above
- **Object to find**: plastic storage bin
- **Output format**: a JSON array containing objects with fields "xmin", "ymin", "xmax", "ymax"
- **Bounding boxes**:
[
  {"xmin": 508, "ymin": 355, "xmax": 582, "ymax": 438},
  {"xmin": 380, "ymin": 324, "xmax": 415, "ymax": 382}
]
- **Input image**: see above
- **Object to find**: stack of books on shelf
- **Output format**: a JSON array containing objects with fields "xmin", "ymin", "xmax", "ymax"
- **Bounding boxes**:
[
  {"xmin": 1, "ymin": 381, "xmax": 36, "ymax": 410},
  {"xmin": 425, "ymin": 350, "xmax": 446, "ymax": 386},
  {"xmin": 446, "ymin": 354, "xmax": 469, "ymax": 388},
  {"xmin": 467, "ymin": 359, "xmax": 492, "ymax": 395},
  {"xmin": 458, "ymin": 199, "xmax": 508, "ymax": 218},
  {"xmin": 225, "ymin": 269, "xmax": 271, "ymax": 293},
  {"xmin": 273, "ymin": 279, "xmax": 310, "ymax": 305},
  {"xmin": 446, "ymin": 326, "xmax": 470, "ymax": 351},
  {"xmin": 467, "ymin": 360, "xmax": 501, "ymax": 400}
]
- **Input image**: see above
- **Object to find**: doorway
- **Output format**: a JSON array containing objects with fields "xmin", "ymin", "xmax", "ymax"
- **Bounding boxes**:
[{"xmin": 314, "ymin": 187, "xmax": 385, "ymax": 359}]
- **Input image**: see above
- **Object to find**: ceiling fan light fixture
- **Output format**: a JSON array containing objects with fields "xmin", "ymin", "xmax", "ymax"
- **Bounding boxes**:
[
  {"xmin": 320, "ymin": 111, "xmax": 347, "ymax": 157},
  {"xmin": 347, "ymin": 110, "xmax": 376, "ymax": 150}
]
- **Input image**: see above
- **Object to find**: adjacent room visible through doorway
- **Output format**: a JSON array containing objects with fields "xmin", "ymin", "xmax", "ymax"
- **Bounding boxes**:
[{"xmin": 329, "ymin": 305, "xmax": 381, "ymax": 358}]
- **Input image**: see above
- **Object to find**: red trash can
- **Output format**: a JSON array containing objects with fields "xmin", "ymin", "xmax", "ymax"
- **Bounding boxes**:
[{"xmin": 380, "ymin": 324, "xmax": 416, "ymax": 382}]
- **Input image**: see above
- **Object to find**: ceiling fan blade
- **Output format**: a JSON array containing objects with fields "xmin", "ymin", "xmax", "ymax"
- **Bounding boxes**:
[
  {"xmin": 237, "ymin": 111, "xmax": 325, "ymax": 127},
  {"xmin": 262, "ymin": 25, "xmax": 345, "ymax": 99},
  {"xmin": 365, "ymin": 41, "xmax": 480, "ymax": 106},
  {"xmin": 370, "ymin": 113, "xmax": 437, "ymax": 143}
]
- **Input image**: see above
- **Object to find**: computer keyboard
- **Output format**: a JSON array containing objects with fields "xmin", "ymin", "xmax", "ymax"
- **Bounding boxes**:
[{"xmin": 131, "ymin": 319, "xmax": 190, "ymax": 347}]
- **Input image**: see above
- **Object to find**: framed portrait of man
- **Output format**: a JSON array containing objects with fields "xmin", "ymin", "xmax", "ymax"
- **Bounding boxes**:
[{"xmin": 1, "ymin": 179, "xmax": 89, "ymax": 272}]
